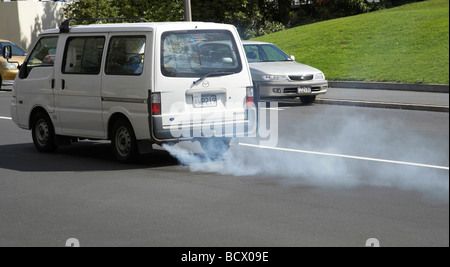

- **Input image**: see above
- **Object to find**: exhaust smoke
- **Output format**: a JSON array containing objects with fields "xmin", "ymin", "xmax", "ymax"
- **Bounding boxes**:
[{"xmin": 162, "ymin": 105, "xmax": 449, "ymax": 203}]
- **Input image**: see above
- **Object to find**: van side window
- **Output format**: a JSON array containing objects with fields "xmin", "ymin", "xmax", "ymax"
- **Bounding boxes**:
[
  {"xmin": 106, "ymin": 36, "xmax": 146, "ymax": 75},
  {"xmin": 21, "ymin": 36, "xmax": 58, "ymax": 78},
  {"xmin": 62, "ymin": 37, "xmax": 105, "ymax": 75}
]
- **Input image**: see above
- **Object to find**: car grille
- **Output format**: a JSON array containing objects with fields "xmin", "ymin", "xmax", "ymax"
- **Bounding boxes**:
[
  {"xmin": 289, "ymin": 75, "xmax": 314, "ymax": 81},
  {"xmin": 284, "ymin": 88, "xmax": 298, "ymax": 94}
]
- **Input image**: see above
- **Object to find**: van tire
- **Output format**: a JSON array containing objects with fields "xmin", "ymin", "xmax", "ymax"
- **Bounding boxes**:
[
  {"xmin": 111, "ymin": 119, "xmax": 138, "ymax": 163},
  {"xmin": 31, "ymin": 112, "xmax": 58, "ymax": 153},
  {"xmin": 200, "ymin": 138, "xmax": 231, "ymax": 158}
]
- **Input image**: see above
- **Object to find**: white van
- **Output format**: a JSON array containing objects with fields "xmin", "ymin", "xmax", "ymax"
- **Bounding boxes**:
[{"xmin": 5, "ymin": 19, "xmax": 256, "ymax": 162}]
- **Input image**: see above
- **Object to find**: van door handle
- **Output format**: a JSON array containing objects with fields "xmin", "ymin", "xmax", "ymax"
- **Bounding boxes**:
[
  {"xmin": 51, "ymin": 79, "xmax": 55, "ymax": 89},
  {"xmin": 61, "ymin": 79, "xmax": 65, "ymax": 90}
]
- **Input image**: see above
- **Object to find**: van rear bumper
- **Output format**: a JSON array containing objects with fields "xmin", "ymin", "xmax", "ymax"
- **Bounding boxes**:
[{"xmin": 152, "ymin": 116, "xmax": 257, "ymax": 142}]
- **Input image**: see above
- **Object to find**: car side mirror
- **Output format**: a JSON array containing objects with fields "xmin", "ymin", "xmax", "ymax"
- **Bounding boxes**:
[
  {"xmin": 289, "ymin": 55, "xmax": 296, "ymax": 61},
  {"xmin": 2, "ymin": 45, "xmax": 12, "ymax": 60}
]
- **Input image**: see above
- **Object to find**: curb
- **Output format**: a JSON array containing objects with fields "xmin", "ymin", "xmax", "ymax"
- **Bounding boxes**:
[
  {"xmin": 316, "ymin": 98, "xmax": 449, "ymax": 113},
  {"xmin": 329, "ymin": 81, "xmax": 449, "ymax": 93}
]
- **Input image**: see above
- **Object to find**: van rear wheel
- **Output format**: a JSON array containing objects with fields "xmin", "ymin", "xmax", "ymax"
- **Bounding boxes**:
[
  {"xmin": 200, "ymin": 138, "xmax": 231, "ymax": 158},
  {"xmin": 31, "ymin": 112, "xmax": 58, "ymax": 153},
  {"xmin": 111, "ymin": 119, "xmax": 138, "ymax": 162}
]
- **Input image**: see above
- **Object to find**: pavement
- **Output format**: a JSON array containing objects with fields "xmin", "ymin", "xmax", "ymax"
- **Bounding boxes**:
[
  {"xmin": 317, "ymin": 87, "xmax": 449, "ymax": 113},
  {"xmin": 0, "ymin": 83, "xmax": 448, "ymax": 247}
]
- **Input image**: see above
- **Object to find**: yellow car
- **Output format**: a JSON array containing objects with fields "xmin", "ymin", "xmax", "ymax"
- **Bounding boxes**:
[{"xmin": 0, "ymin": 40, "xmax": 27, "ymax": 90}]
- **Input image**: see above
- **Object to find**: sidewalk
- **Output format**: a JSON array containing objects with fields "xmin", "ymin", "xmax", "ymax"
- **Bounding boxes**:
[{"xmin": 317, "ymin": 87, "xmax": 449, "ymax": 113}]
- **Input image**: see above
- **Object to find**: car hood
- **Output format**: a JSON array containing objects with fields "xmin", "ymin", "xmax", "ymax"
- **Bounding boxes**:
[
  {"xmin": 249, "ymin": 61, "xmax": 322, "ymax": 76},
  {"xmin": 12, "ymin": 56, "xmax": 26, "ymax": 64},
  {"xmin": 1, "ymin": 56, "xmax": 26, "ymax": 65}
]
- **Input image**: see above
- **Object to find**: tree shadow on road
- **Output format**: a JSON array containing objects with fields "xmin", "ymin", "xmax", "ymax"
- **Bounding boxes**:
[{"xmin": 0, "ymin": 142, "xmax": 179, "ymax": 172}]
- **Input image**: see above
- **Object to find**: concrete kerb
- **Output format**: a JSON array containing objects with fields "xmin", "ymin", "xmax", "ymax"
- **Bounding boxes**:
[{"xmin": 329, "ymin": 81, "xmax": 449, "ymax": 93}]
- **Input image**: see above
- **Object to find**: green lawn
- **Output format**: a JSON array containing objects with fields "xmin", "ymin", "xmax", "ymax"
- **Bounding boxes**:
[{"xmin": 253, "ymin": 0, "xmax": 449, "ymax": 84}]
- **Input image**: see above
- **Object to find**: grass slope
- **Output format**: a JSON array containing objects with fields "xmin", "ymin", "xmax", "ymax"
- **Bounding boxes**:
[{"xmin": 253, "ymin": 0, "xmax": 449, "ymax": 84}]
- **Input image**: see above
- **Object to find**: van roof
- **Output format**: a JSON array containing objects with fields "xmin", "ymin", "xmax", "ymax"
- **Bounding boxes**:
[{"xmin": 41, "ymin": 21, "xmax": 237, "ymax": 35}]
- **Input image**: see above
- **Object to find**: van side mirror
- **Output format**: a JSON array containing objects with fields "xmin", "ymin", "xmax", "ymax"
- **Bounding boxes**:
[
  {"xmin": 2, "ymin": 45, "xmax": 12, "ymax": 60},
  {"xmin": 2, "ymin": 45, "xmax": 21, "ymax": 68},
  {"xmin": 289, "ymin": 55, "xmax": 296, "ymax": 61}
]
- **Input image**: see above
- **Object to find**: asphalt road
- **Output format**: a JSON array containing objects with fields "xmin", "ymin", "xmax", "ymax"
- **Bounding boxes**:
[{"xmin": 0, "ymin": 90, "xmax": 448, "ymax": 247}]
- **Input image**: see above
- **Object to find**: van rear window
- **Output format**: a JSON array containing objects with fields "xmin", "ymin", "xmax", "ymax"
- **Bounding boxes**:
[{"xmin": 161, "ymin": 30, "xmax": 242, "ymax": 78}]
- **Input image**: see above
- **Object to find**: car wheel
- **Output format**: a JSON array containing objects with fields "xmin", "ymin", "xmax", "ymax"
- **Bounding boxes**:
[
  {"xmin": 111, "ymin": 119, "xmax": 138, "ymax": 162},
  {"xmin": 31, "ymin": 112, "xmax": 58, "ymax": 153},
  {"xmin": 200, "ymin": 138, "xmax": 231, "ymax": 158},
  {"xmin": 300, "ymin": 95, "xmax": 316, "ymax": 104}
]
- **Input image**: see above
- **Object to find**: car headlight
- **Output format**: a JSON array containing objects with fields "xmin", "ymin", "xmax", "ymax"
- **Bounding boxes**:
[
  {"xmin": 314, "ymin": 73, "xmax": 325, "ymax": 80},
  {"xmin": 2, "ymin": 62, "xmax": 18, "ymax": 70},
  {"xmin": 261, "ymin": 74, "xmax": 288, "ymax": 81}
]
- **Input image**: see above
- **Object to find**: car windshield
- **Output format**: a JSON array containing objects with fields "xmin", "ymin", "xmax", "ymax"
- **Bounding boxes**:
[
  {"xmin": 0, "ymin": 42, "xmax": 27, "ymax": 57},
  {"xmin": 161, "ymin": 30, "xmax": 242, "ymax": 77},
  {"xmin": 244, "ymin": 44, "xmax": 291, "ymax": 63}
]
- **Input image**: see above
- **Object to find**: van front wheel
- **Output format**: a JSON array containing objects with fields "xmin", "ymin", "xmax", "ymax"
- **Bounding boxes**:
[
  {"xmin": 111, "ymin": 119, "xmax": 138, "ymax": 162},
  {"xmin": 32, "ymin": 112, "xmax": 58, "ymax": 153}
]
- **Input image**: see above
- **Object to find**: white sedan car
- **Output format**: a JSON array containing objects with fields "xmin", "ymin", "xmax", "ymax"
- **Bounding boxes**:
[{"xmin": 243, "ymin": 41, "xmax": 328, "ymax": 104}]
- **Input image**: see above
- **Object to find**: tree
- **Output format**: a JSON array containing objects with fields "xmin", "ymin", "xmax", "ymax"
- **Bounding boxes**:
[
  {"xmin": 278, "ymin": 0, "xmax": 291, "ymax": 27},
  {"xmin": 64, "ymin": 0, "xmax": 184, "ymax": 22},
  {"xmin": 64, "ymin": 0, "xmax": 120, "ymax": 20},
  {"xmin": 191, "ymin": 0, "xmax": 285, "ymax": 39}
]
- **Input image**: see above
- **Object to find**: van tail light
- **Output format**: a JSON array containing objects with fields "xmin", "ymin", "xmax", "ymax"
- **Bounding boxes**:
[
  {"xmin": 246, "ymin": 86, "xmax": 255, "ymax": 108},
  {"xmin": 151, "ymin": 92, "xmax": 161, "ymax": 115}
]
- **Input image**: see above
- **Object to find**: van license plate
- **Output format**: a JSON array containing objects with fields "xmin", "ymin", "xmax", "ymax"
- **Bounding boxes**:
[
  {"xmin": 194, "ymin": 95, "xmax": 217, "ymax": 108},
  {"xmin": 298, "ymin": 87, "xmax": 311, "ymax": 94}
]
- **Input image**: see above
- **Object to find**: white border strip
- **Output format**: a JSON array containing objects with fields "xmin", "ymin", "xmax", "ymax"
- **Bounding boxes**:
[
  {"xmin": 0, "ymin": 116, "xmax": 12, "ymax": 120},
  {"xmin": 240, "ymin": 143, "xmax": 450, "ymax": 171}
]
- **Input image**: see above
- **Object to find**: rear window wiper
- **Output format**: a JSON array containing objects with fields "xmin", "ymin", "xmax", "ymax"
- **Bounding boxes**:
[{"xmin": 193, "ymin": 72, "xmax": 236, "ymax": 86}]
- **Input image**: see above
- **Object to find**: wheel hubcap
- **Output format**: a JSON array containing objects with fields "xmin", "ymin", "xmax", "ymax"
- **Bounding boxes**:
[
  {"xmin": 36, "ymin": 119, "xmax": 49, "ymax": 146},
  {"xmin": 116, "ymin": 127, "xmax": 131, "ymax": 157}
]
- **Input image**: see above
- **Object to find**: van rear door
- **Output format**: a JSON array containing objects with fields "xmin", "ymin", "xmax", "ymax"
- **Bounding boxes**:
[{"xmin": 154, "ymin": 29, "xmax": 252, "ymax": 139}]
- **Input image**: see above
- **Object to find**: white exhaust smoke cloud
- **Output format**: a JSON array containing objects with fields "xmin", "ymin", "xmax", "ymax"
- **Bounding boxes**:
[{"xmin": 162, "ymin": 106, "xmax": 449, "ymax": 203}]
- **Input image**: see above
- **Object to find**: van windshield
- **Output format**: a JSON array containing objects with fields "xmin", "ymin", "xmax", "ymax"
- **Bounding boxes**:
[{"xmin": 161, "ymin": 30, "xmax": 242, "ymax": 77}]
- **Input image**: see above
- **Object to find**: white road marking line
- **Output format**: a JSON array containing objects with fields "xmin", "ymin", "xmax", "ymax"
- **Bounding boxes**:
[
  {"xmin": 239, "ymin": 143, "xmax": 450, "ymax": 171},
  {"xmin": 0, "ymin": 116, "xmax": 12, "ymax": 120},
  {"xmin": 260, "ymin": 107, "xmax": 284, "ymax": 111}
]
